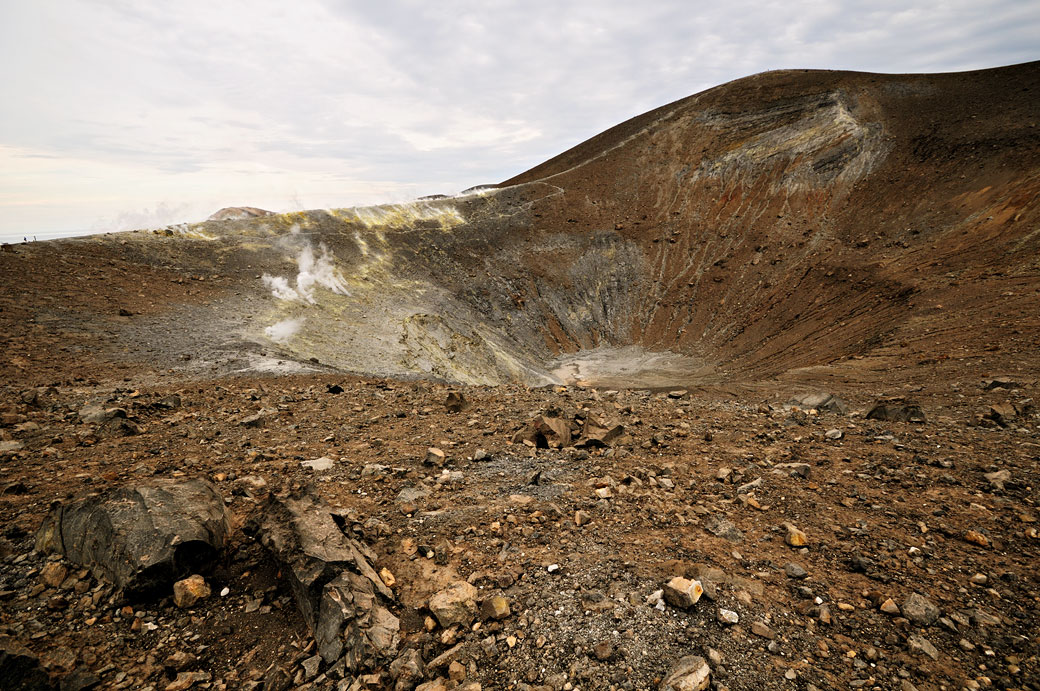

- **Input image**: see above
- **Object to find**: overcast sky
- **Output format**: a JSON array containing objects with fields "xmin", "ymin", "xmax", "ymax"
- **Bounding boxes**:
[{"xmin": 1, "ymin": 1, "xmax": 1037, "ymax": 242}]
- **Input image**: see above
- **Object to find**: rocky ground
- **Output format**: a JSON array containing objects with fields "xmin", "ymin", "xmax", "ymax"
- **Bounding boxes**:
[{"xmin": 1, "ymin": 373, "xmax": 1037, "ymax": 691}]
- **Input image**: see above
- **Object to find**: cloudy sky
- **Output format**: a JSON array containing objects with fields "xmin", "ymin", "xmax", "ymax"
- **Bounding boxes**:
[{"xmin": 1, "ymin": 1, "xmax": 1037, "ymax": 242}]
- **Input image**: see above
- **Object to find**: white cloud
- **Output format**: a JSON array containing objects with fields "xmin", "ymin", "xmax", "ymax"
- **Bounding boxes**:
[{"xmin": 1, "ymin": 0, "xmax": 1038, "ymax": 241}]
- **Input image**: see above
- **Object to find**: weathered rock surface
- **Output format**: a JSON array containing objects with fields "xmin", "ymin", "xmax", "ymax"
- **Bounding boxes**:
[
  {"xmin": 247, "ymin": 491, "xmax": 396, "ymax": 668},
  {"xmin": 428, "ymin": 581, "xmax": 480, "ymax": 628},
  {"xmin": 35, "ymin": 478, "xmax": 230, "ymax": 599}
]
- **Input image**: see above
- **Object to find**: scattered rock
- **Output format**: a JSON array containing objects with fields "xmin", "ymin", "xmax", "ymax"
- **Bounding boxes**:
[
  {"xmin": 866, "ymin": 399, "xmax": 926, "ymax": 423},
  {"xmin": 825, "ymin": 428, "xmax": 844, "ymax": 440},
  {"xmin": 717, "ymin": 608, "xmax": 739, "ymax": 625},
  {"xmin": 40, "ymin": 561, "xmax": 67, "ymax": 588},
  {"xmin": 705, "ymin": 515, "xmax": 744, "ymax": 543},
  {"xmin": 512, "ymin": 415, "xmax": 571, "ymax": 449},
  {"xmin": 901, "ymin": 592, "xmax": 940, "ymax": 626},
  {"xmin": 35, "ymin": 478, "xmax": 230, "ymax": 599},
  {"xmin": 480, "ymin": 595, "xmax": 511, "ymax": 620},
  {"xmin": 750, "ymin": 621, "xmax": 775, "ymax": 639},
  {"xmin": 428, "ymin": 581, "xmax": 479, "ymax": 628},
  {"xmin": 964, "ymin": 529, "xmax": 989, "ymax": 547},
  {"xmin": 792, "ymin": 392, "xmax": 849, "ymax": 414},
  {"xmin": 172, "ymin": 574, "xmax": 211, "ymax": 608},
  {"xmin": 880, "ymin": 598, "xmax": 901, "ymax": 615},
  {"xmin": 444, "ymin": 391, "xmax": 468, "ymax": 413},
  {"xmin": 907, "ymin": 634, "xmax": 939, "ymax": 660},
  {"xmin": 301, "ymin": 456, "xmax": 335, "ymax": 472},
  {"xmin": 660, "ymin": 655, "xmax": 711, "ymax": 691},
  {"xmin": 784, "ymin": 562, "xmax": 808, "ymax": 579},
  {"xmin": 784, "ymin": 522, "xmax": 809, "ymax": 547},
  {"xmin": 663, "ymin": 577, "xmax": 703, "ymax": 608},
  {"xmin": 424, "ymin": 447, "xmax": 446, "ymax": 466}
]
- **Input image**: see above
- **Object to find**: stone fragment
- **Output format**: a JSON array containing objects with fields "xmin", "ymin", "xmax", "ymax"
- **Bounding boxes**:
[
  {"xmin": 964, "ymin": 530, "xmax": 989, "ymax": 547},
  {"xmin": 40, "ymin": 562, "xmax": 67, "ymax": 589},
  {"xmin": 165, "ymin": 671, "xmax": 211, "ymax": 691},
  {"xmin": 824, "ymin": 428, "xmax": 844, "ymax": 440},
  {"xmin": 238, "ymin": 410, "xmax": 271, "ymax": 428},
  {"xmin": 901, "ymin": 592, "xmax": 940, "ymax": 626},
  {"xmin": 773, "ymin": 463, "xmax": 811, "ymax": 478},
  {"xmin": 751, "ymin": 621, "xmax": 775, "ymax": 639},
  {"xmin": 512, "ymin": 415, "xmax": 571, "ymax": 449},
  {"xmin": 792, "ymin": 393, "xmax": 849, "ymax": 414},
  {"xmin": 704, "ymin": 515, "xmax": 743, "ymax": 543},
  {"xmin": 173, "ymin": 575, "xmax": 211, "ymax": 608},
  {"xmin": 907, "ymin": 634, "xmax": 939, "ymax": 660},
  {"xmin": 981, "ymin": 376, "xmax": 1019, "ymax": 390},
  {"xmin": 424, "ymin": 448, "xmax": 446, "ymax": 466},
  {"xmin": 574, "ymin": 510, "xmax": 591, "ymax": 526},
  {"xmin": 784, "ymin": 523, "xmax": 808, "ymax": 547},
  {"xmin": 444, "ymin": 391, "xmax": 468, "ymax": 413},
  {"xmin": 428, "ymin": 581, "xmax": 479, "ymax": 628},
  {"xmin": 592, "ymin": 641, "xmax": 614, "ymax": 661},
  {"xmin": 575, "ymin": 414, "xmax": 625, "ymax": 448},
  {"xmin": 663, "ymin": 577, "xmax": 703, "ymax": 609},
  {"xmin": 389, "ymin": 648, "xmax": 424, "ymax": 688},
  {"xmin": 880, "ymin": 599, "xmax": 900, "ymax": 615},
  {"xmin": 866, "ymin": 399, "xmax": 925, "ymax": 423},
  {"xmin": 983, "ymin": 469, "xmax": 1011, "ymax": 491},
  {"xmin": 784, "ymin": 562, "xmax": 808, "ymax": 579},
  {"xmin": 301, "ymin": 655, "xmax": 321, "ymax": 680},
  {"xmin": 448, "ymin": 660, "xmax": 467, "ymax": 681},
  {"xmin": 246, "ymin": 491, "xmax": 396, "ymax": 670},
  {"xmin": 660, "ymin": 655, "xmax": 711, "ymax": 691},
  {"xmin": 301, "ymin": 456, "xmax": 335, "ymax": 472},
  {"xmin": 35, "ymin": 478, "xmax": 230, "ymax": 599},
  {"xmin": 717, "ymin": 608, "xmax": 739, "ymax": 625},
  {"xmin": 480, "ymin": 595, "xmax": 511, "ymax": 620}
]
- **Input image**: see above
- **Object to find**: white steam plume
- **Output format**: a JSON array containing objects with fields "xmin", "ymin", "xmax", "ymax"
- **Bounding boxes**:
[
  {"xmin": 264, "ymin": 318, "xmax": 304, "ymax": 343},
  {"xmin": 261, "ymin": 226, "xmax": 350, "ymax": 303}
]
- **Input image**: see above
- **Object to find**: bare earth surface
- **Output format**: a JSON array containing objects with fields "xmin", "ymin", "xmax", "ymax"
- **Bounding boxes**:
[{"xmin": 1, "ymin": 62, "xmax": 1038, "ymax": 691}]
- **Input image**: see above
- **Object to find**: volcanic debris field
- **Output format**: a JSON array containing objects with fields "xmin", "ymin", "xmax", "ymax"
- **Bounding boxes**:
[{"xmin": 1, "ymin": 63, "xmax": 1039, "ymax": 691}]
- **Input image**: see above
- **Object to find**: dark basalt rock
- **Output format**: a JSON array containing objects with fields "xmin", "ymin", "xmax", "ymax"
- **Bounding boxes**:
[
  {"xmin": 35, "ymin": 478, "xmax": 230, "ymax": 600},
  {"xmin": 247, "ymin": 491, "xmax": 398, "ymax": 669}
]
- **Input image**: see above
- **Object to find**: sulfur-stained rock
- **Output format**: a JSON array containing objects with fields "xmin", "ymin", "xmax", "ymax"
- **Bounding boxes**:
[
  {"xmin": 35, "ymin": 478, "xmax": 230, "ymax": 599},
  {"xmin": 172, "ymin": 575, "xmax": 211, "ymax": 608},
  {"xmin": 784, "ymin": 522, "xmax": 809, "ymax": 547},
  {"xmin": 480, "ymin": 595, "xmax": 511, "ymax": 620}
]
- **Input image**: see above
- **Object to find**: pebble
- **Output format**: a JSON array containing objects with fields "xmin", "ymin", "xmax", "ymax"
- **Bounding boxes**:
[
  {"xmin": 825, "ymin": 428, "xmax": 844, "ymax": 440},
  {"xmin": 880, "ymin": 598, "xmax": 900, "ymax": 615},
  {"xmin": 750, "ymin": 621, "xmax": 775, "ymax": 639},
  {"xmin": 784, "ymin": 523, "xmax": 809, "ymax": 547},
  {"xmin": 717, "ymin": 609, "xmax": 739, "ymax": 625},
  {"xmin": 784, "ymin": 562, "xmax": 808, "ymax": 579}
]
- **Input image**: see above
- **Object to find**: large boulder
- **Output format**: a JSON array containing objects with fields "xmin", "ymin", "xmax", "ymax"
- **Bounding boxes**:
[
  {"xmin": 35, "ymin": 478, "xmax": 230, "ymax": 600},
  {"xmin": 247, "ymin": 491, "xmax": 398, "ymax": 669}
]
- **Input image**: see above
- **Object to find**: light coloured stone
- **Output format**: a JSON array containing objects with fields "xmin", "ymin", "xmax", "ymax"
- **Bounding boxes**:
[
  {"xmin": 660, "ymin": 655, "xmax": 711, "ymax": 691},
  {"xmin": 663, "ymin": 577, "xmax": 703, "ymax": 609},
  {"xmin": 172, "ymin": 575, "xmax": 211, "ymax": 608},
  {"xmin": 429, "ymin": 581, "xmax": 479, "ymax": 628}
]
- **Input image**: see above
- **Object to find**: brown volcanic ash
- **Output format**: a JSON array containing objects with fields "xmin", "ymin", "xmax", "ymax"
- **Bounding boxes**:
[{"xmin": 2, "ymin": 62, "xmax": 1039, "ymax": 387}]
